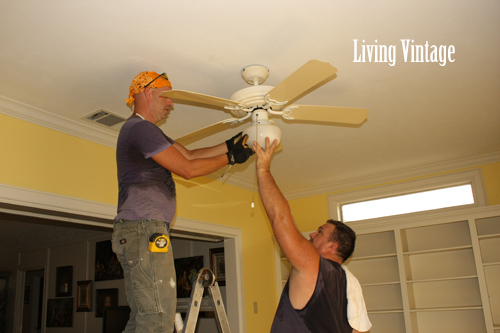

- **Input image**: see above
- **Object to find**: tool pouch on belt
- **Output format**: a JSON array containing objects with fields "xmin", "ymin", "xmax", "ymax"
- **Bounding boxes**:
[{"xmin": 148, "ymin": 233, "xmax": 170, "ymax": 253}]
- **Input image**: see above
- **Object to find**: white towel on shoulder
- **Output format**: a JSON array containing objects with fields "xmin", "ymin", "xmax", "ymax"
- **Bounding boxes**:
[{"xmin": 341, "ymin": 265, "xmax": 372, "ymax": 332}]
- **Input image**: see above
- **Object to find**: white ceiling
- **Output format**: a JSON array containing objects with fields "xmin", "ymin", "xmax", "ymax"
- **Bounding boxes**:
[{"xmin": 1, "ymin": 1, "xmax": 499, "ymax": 201}]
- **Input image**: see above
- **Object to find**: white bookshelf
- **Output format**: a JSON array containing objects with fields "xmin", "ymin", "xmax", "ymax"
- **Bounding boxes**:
[
  {"xmin": 476, "ymin": 216, "xmax": 500, "ymax": 332},
  {"xmin": 347, "ymin": 207, "xmax": 500, "ymax": 333},
  {"xmin": 273, "ymin": 206, "xmax": 500, "ymax": 332},
  {"xmin": 345, "ymin": 230, "xmax": 406, "ymax": 333}
]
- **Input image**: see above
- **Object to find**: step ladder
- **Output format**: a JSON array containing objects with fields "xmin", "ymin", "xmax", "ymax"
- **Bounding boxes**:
[{"xmin": 174, "ymin": 268, "xmax": 231, "ymax": 333}]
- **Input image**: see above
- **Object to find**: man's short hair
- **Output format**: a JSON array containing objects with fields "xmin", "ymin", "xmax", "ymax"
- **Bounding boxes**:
[{"xmin": 326, "ymin": 219, "xmax": 356, "ymax": 261}]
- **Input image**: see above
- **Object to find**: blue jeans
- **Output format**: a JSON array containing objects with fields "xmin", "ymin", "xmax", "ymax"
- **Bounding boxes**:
[{"xmin": 112, "ymin": 219, "xmax": 176, "ymax": 333}]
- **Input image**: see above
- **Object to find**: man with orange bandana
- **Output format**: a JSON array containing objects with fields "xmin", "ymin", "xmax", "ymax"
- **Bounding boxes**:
[{"xmin": 112, "ymin": 71, "xmax": 252, "ymax": 332}]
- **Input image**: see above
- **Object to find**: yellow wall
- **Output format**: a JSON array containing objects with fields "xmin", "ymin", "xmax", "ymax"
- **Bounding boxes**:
[
  {"xmin": 2, "ymin": 112, "xmax": 499, "ymax": 332},
  {"xmin": 0, "ymin": 113, "xmax": 117, "ymax": 204},
  {"xmin": 482, "ymin": 162, "xmax": 500, "ymax": 205}
]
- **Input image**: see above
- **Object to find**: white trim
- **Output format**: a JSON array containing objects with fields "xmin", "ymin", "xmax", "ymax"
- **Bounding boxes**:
[
  {"xmin": 0, "ymin": 183, "xmax": 117, "ymax": 221},
  {"xmin": 0, "ymin": 183, "xmax": 246, "ymax": 333},
  {"xmin": 327, "ymin": 168, "xmax": 488, "ymax": 222},
  {"xmin": 0, "ymin": 94, "xmax": 118, "ymax": 148},
  {"xmin": 287, "ymin": 152, "xmax": 500, "ymax": 200}
]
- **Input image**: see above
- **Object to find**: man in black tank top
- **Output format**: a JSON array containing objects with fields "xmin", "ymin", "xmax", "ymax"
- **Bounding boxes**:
[{"xmin": 254, "ymin": 138, "xmax": 361, "ymax": 333}]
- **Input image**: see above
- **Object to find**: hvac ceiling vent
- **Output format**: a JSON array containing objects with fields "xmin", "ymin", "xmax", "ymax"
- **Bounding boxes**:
[{"xmin": 83, "ymin": 109, "xmax": 127, "ymax": 130}]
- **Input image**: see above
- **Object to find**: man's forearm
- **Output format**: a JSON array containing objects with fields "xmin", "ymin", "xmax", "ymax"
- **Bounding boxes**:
[
  {"xmin": 176, "ymin": 142, "xmax": 228, "ymax": 160},
  {"xmin": 254, "ymin": 138, "xmax": 319, "ymax": 274}
]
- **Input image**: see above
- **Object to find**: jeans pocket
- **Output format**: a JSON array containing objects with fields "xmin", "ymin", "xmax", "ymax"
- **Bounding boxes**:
[{"xmin": 112, "ymin": 224, "xmax": 141, "ymax": 270}]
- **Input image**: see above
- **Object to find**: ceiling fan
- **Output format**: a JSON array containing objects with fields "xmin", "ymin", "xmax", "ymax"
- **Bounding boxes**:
[{"xmin": 160, "ymin": 60, "xmax": 369, "ymax": 148}]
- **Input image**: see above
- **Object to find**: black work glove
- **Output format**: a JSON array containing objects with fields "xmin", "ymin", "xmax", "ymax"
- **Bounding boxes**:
[
  {"xmin": 226, "ymin": 147, "xmax": 254, "ymax": 165},
  {"xmin": 226, "ymin": 134, "xmax": 254, "ymax": 164},
  {"xmin": 225, "ymin": 132, "xmax": 244, "ymax": 152}
]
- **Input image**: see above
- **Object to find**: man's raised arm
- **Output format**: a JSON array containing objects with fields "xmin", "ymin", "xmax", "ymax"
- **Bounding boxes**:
[{"xmin": 254, "ymin": 138, "xmax": 320, "ymax": 308}]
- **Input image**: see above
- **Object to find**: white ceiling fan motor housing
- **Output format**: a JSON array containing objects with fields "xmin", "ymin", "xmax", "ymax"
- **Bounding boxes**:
[
  {"xmin": 229, "ymin": 64, "xmax": 273, "ymax": 117},
  {"xmin": 229, "ymin": 85, "xmax": 274, "ymax": 117},
  {"xmin": 242, "ymin": 110, "xmax": 282, "ymax": 149}
]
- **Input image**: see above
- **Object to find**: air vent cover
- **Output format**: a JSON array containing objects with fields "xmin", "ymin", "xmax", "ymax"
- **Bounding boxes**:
[{"xmin": 83, "ymin": 109, "xmax": 127, "ymax": 130}]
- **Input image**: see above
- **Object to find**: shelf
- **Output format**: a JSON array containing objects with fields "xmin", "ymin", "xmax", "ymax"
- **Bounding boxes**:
[
  {"xmin": 367, "ymin": 312, "xmax": 406, "ymax": 333},
  {"xmin": 403, "ymin": 244, "xmax": 472, "ymax": 256},
  {"xmin": 483, "ymin": 261, "xmax": 500, "ymax": 267},
  {"xmin": 368, "ymin": 309, "xmax": 404, "ymax": 314},
  {"xmin": 411, "ymin": 308, "xmax": 487, "ymax": 333},
  {"xmin": 361, "ymin": 281, "xmax": 400, "ymax": 287},
  {"xmin": 410, "ymin": 305, "xmax": 483, "ymax": 313},
  {"xmin": 345, "ymin": 256, "xmax": 399, "ymax": 285},
  {"xmin": 407, "ymin": 278, "xmax": 482, "ymax": 310},
  {"xmin": 479, "ymin": 237, "xmax": 500, "ymax": 263},
  {"xmin": 350, "ymin": 230, "xmax": 396, "ymax": 259},
  {"xmin": 407, "ymin": 275, "xmax": 478, "ymax": 284},
  {"xmin": 478, "ymin": 232, "xmax": 500, "ymax": 240},
  {"xmin": 476, "ymin": 216, "xmax": 500, "ymax": 236},
  {"xmin": 349, "ymin": 253, "xmax": 397, "ymax": 261},
  {"xmin": 404, "ymin": 247, "xmax": 477, "ymax": 281},
  {"xmin": 363, "ymin": 284, "xmax": 403, "ymax": 312},
  {"xmin": 401, "ymin": 220, "xmax": 472, "ymax": 253}
]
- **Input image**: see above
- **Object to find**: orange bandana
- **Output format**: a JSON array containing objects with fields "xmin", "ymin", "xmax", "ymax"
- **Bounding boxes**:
[{"xmin": 126, "ymin": 71, "xmax": 172, "ymax": 108}]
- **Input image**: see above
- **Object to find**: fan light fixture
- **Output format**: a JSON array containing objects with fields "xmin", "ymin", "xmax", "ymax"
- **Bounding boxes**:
[{"xmin": 242, "ymin": 110, "xmax": 282, "ymax": 148}]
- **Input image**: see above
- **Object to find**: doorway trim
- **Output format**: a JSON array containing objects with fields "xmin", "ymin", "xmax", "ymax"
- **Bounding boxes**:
[{"xmin": 1, "ymin": 183, "xmax": 246, "ymax": 333}]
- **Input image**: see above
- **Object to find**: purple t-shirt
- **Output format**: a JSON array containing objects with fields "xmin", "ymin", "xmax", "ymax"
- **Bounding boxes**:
[{"xmin": 114, "ymin": 116, "xmax": 177, "ymax": 223}]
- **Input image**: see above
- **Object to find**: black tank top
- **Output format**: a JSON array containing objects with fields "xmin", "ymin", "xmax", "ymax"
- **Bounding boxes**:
[{"xmin": 270, "ymin": 258, "xmax": 352, "ymax": 333}]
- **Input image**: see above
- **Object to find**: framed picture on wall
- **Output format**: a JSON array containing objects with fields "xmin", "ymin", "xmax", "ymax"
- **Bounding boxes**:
[
  {"xmin": 174, "ymin": 256, "xmax": 204, "ymax": 298},
  {"xmin": 76, "ymin": 280, "xmax": 92, "ymax": 312},
  {"xmin": 210, "ymin": 247, "xmax": 226, "ymax": 286},
  {"xmin": 95, "ymin": 288, "xmax": 119, "ymax": 317},
  {"xmin": 95, "ymin": 240, "xmax": 124, "ymax": 281},
  {"xmin": 46, "ymin": 298, "xmax": 73, "ymax": 327},
  {"xmin": 55, "ymin": 266, "xmax": 73, "ymax": 297}
]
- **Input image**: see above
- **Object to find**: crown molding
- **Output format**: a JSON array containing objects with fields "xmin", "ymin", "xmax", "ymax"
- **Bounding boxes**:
[
  {"xmin": 0, "ymin": 95, "xmax": 118, "ymax": 148},
  {"xmin": 285, "ymin": 151, "xmax": 500, "ymax": 200}
]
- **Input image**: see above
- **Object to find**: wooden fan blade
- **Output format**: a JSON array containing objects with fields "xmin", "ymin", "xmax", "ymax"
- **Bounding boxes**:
[
  {"xmin": 160, "ymin": 89, "xmax": 241, "ymax": 111},
  {"xmin": 174, "ymin": 118, "xmax": 241, "ymax": 146},
  {"xmin": 267, "ymin": 60, "xmax": 338, "ymax": 106},
  {"xmin": 285, "ymin": 105, "xmax": 369, "ymax": 125}
]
